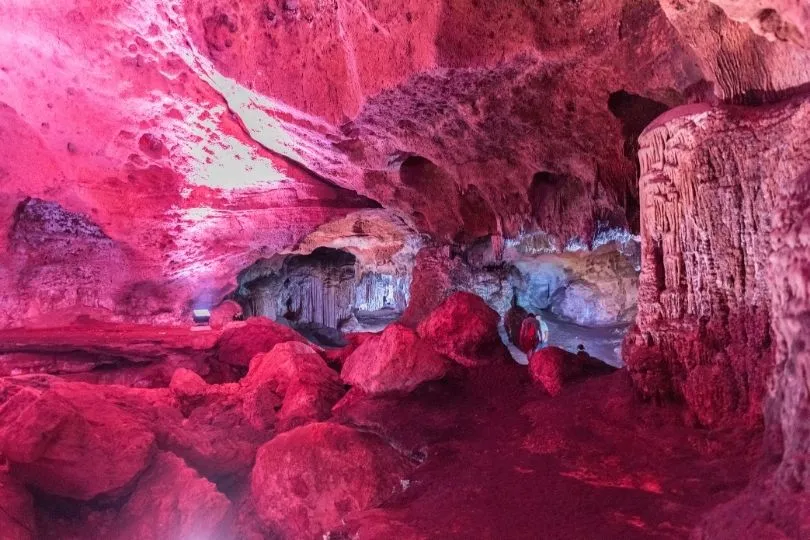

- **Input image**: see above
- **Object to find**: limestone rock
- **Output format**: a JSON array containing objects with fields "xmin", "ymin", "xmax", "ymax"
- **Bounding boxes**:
[
  {"xmin": 209, "ymin": 299, "xmax": 243, "ymax": 330},
  {"xmin": 216, "ymin": 317, "xmax": 309, "ymax": 367},
  {"xmin": 417, "ymin": 291, "xmax": 508, "ymax": 367},
  {"xmin": 341, "ymin": 324, "xmax": 448, "ymax": 393},
  {"xmin": 624, "ymin": 96, "xmax": 810, "ymax": 427},
  {"xmin": 113, "ymin": 452, "xmax": 230, "ymax": 540},
  {"xmin": 250, "ymin": 423, "xmax": 412, "ymax": 538},
  {"xmin": 242, "ymin": 341, "xmax": 343, "ymax": 431},
  {"xmin": 0, "ymin": 378, "xmax": 156, "ymax": 500},
  {"xmin": 0, "ymin": 472, "xmax": 36, "ymax": 540},
  {"xmin": 528, "ymin": 347, "xmax": 582, "ymax": 396}
]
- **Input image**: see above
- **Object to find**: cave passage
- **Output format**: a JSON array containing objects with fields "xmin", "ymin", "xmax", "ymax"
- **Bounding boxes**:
[{"xmin": 2, "ymin": 1, "xmax": 809, "ymax": 538}]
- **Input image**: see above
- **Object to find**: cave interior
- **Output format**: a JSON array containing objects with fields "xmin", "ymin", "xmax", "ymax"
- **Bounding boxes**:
[{"xmin": 1, "ymin": 0, "xmax": 809, "ymax": 538}]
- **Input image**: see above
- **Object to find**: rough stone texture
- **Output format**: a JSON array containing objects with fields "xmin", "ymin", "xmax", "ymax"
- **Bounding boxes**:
[
  {"xmin": 209, "ymin": 300, "xmax": 243, "ymax": 330},
  {"xmin": 0, "ymin": 472, "xmax": 36, "ymax": 540},
  {"xmin": 342, "ymin": 324, "xmax": 448, "ymax": 393},
  {"xmin": 528, "ymin": 346, "xmax": 582, "ymax": 396},
  {"xmin": 624, "ymin": 95, "xmax": 810, "ymax": 427},
  {"xmin": 0, "ymin": 322, "xmax": 218, "ymax": 387},
  {"xmin": 0, "ymin": 379, "xmax": 156, "ymax": 500},
  {"xmin": 215, "ymin": 317, "xmax": 309, "ymax": 367},
  {"xmin": 691, "ymin": 172, "xmax": 810, "ymax": 538},
  {"xmin": 0, "ymin": 0, "xmax": 733, "ymax": 327},
  {"xmin": 416, "ymin": 291, "xmax": 509, "ymax": 367},
  {"xmin": 250, "ymin": 422, "xmax": 412, "ymax": 538},
  {"xmin": 113, "ymin": 452, "xmax": 231, "ymax": 540},
  {"xmin": 706, "ymin": 0, "xmax": 810, "ymax": 46},
  {"xmin": 660, "ymin": 0, "xmax": 810, "ymax": 104},
  {"xmin": 242, "ymin": 341, "xmax": 344, "ymax": 431},
  {"xmin": 549, "ymin": 247, "xmax": 639, "ymax": 326},
  {"xmin": 0, "ymin": 370, "xmax": 275, "ymax": 488}
]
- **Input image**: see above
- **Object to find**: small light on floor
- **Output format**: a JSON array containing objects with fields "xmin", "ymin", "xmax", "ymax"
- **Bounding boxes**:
[{"xmin": 192, "ymin": 309, "xmax": 211, "ymax": 325}]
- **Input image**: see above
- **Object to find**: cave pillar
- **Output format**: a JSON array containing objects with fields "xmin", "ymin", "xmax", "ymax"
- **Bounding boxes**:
[
  {"xmin": 624, "ymin": 97, "xmax": 810, "ymax": 427},
  {"xmin": 768, "ymin": 168, "xmax": 810, "ymax": 493}
]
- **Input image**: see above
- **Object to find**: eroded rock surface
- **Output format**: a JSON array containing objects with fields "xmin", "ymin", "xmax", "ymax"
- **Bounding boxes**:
[
  {"xmin": 416, "ymin": 291, "xmax": 508, "ymax": 367},
  {"xmin": 341, "ymin": 324, "xmax": 448, "ymax": 394},
  {"xmin": 113, "ymin": 452, "xmax": 231, "ymax": 540},
  {"xmin": 0, "ymin": 472, "xmax": 36, "ymax": 540},
  {"xmin": 250, "ymin": 422, "xmax": 413, "ymax": 538},
  {"xmin": 624, "ymin": 95, "xmax": 810, "ymax": 427}
]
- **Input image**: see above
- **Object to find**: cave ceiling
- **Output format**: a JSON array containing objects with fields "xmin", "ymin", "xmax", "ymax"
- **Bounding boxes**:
[{"xmin": 1, "ymin": 0, "xmax": 809, "ymax": 317}]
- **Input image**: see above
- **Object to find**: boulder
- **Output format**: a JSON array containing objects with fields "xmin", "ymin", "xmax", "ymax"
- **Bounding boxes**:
[
  {"xmin": 417, "ymin": 292, "xmax": 508, "ymax": 367},
  {"xmin": 209, "ymin": 299, "xmax": 243, "ymax": 330},
  {"xmin": 169, "ymin": 367, "xmax": 208, "ymax": 399},
  {"xmin": 243, "ymin": 342, "xmax": 343, "ymax": 431},
  {"xmin": 216, "ymin": 317, "xmax": 309, "ymax": 367},
  {"xmin": 0, "ymin": 472, "xmax": 36, "ymax": 540},
  {"xmin": 323, "ymin": 332, "xmax": 377, "ymax": 368},
  {"xmin": 341, "ymin": 324, "xmax": 448, "ymax": 393},
  {"xmin": 0, "ymin": 378, "xmax": 155, "ymax": 500},
  {"xmin": 113, "ymin": 452, "xmax": 230, "ymax": 540},
  {"xmin": 528, "ymin": 347, "xmax": 583, "ymax": 396},
  {"xmin": 250, "ymin": 423, "xmax": 412, "ymax": 538}
]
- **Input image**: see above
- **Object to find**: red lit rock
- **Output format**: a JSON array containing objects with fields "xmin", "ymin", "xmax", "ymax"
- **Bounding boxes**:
[
  {"xmin": 169, "ymin": 367, "xmax": 208, "ymax": 399},
  {"xmin": 400, "ymin": 247, "xmax": 470, "ymax": 327},
  {"xmin": 623, "ymin": 96, "xmax": 810, "ymax": 427},
  {"xmin": 242, "ymin": 341, "xmax": 343, "ymax": 431},
  {"xmin": 0, "ymin": 378, "xmax": 156, "ymax": 500},
  {"xmin": 0, "ymin": 472, "xmax": 36, "ymax": 540},
  {"xmin": 209, "ymin": 299, "xmax": 243, "ymax": 330},
  {"xmin": 693, "ymin": 169, "xmax": 810, "ymax": 540},
  {"xmin": 416, "ymin": 291, "xmax": 508, "ymax": 367},
  {"xmin": 113, "ymin": 452, "xmax": 230, "ymax": 540},
  {"xmin": 323, "ymin": 331, "xmax": 377, "ymax": 367},
  {"xmin": 250, "ymin": 422, "xmax": 412, "ymax": 538},
  {"xmin": 341, "ymin": 324, "xmax": 448, "ymax": 394},
  {"xmin": 216, "ymin": 317, "xmax": 309, "ymax": 367},
  {"xmin": 528, "ymin": 347, "xmax": 582, "ymax": 396}
]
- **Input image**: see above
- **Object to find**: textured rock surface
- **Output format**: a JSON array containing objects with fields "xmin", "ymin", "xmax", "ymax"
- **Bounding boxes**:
[
  {"xmin": 250, "ymin": 422, "xmax": 412, "ymax": 538},
  {"xmin": 528, "ymin": 346, "xmax": 582, "ymax": 396},
  {"xmin": 341, "ymin": 324, "xmax": 448, "ymax": 393},
  {"xmin": 416, "ymin": 291, "xmax": 508, "ymax": 367},
  {"xmin": 0, "ymin": 378, "xmax": 156, "ymax": 500},
  {"xmin": 690, "ymin": 175, "xmax": 810, "ymax": 537},
  {"xmin": 113, "ymin": 452, "xmax": 230, "ymax": 540},
  {"xmin": 215, "ymin": 317, "xmax": 309, "ymax": 367},
  {"xmin": 660, "ymin": 0, "xmax": 810, "ymax": 103},
  {"xmin": 0, "ymin": 0, "xmax": 731, "ymax": 326},
  {"xmin": 624, "ymin": 95, "xmax": 810, "ymax": 427},
  {"xmin": 0, "ymin": 472, "xmax": 36, "ymax": 540},
  {"xmin": 242, "ymin": 341, "xmax": 344, "ymax": 431}
]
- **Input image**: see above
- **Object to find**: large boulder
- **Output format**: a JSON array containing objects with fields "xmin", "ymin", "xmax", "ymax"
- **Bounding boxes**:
[
  {"xmin": 243, "ymin": 342, "xmax": 343, "ymax": 431},
  {"xmin": 0, "ymin": 378, "xmax": 156, "ymax": 500},
  {"xmin": 209, "ymin": 299, "xmax": 243, "ymax": 330},
  {"xmin": 113, "ymin": 452, "xmax": 230, "ymax": 540},
  {"xmin": 528, "ymin": 347, "xmax": 583, "ymax": 396},
  {"xmin": 250, "ymin": 423, "xmax": 412, "ymax": 538},
  {"xmin": 341, "ymin": 324, "xmax": 448, "ymax": 393},
  {"xmin": 216, "ymin": 317, "xmax": 309, "ymax": 367},
  {"xmin": 0, "ymin": 472, "xmax": 35, "ymax": 540},
  {"xmin": 417, "ymin": 292, "xmax": 508, "ymax": 367}
]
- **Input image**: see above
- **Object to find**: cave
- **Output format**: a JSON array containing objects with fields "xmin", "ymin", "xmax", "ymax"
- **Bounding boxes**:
[{"xmin": 1, "ymin": 1, "xmax": 810, "ymax": 539}]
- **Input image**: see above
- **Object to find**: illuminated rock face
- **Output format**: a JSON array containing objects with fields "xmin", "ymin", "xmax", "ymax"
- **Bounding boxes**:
[
  {"xmin": 0, "ymin": 0, "xmax": 713, "ymax": 326},
  {"xmin": 624, "ymin": 96, "xmax": 810, "ymax": 428}
]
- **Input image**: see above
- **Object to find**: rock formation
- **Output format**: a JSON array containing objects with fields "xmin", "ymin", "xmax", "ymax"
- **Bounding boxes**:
[
  {"xmin": 3, "ymin": 0, "xmax": 810, "ymax": 537},
  {"xmin": 624, "ymin": 95, "xmax": 810, "ymax": 428}
]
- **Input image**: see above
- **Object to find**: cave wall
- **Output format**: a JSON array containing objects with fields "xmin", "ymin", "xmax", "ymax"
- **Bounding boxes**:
[
  {"xmin": 624, "ymin": 96, "xmax": 810, "ymax": 428},
  {"xmin": 236, "ymin": 248, "xmax": 410, "ymax": 329}
]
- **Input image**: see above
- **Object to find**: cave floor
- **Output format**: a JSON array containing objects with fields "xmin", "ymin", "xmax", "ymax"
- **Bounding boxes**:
[
  {"xmin": 335, "ymin": 364, "xmax": 760, "ymax": 539},
  {"xmin": 0, "ymin": 323, "xmax": 760, "ymax": 539}
]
